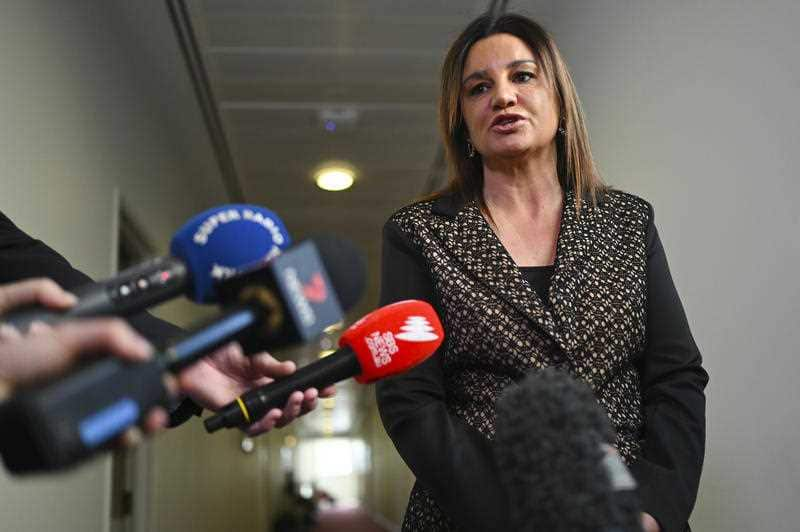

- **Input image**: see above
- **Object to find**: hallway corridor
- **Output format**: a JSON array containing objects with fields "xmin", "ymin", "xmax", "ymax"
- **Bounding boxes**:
[{"xmin": 312, "ymin": 507, "xmax": 393, "ymax": 532}]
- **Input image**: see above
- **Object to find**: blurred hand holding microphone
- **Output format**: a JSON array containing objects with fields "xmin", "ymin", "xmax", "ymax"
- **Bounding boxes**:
[
  {"xmin": 0, "ymin": 204, "xmax": 375, "ymax": 473},
  {"xmin": 2, "ymin": 204, "xmax": 293, "ymax": 333},
  {"xmin": 204, "ymin": 299, "xmax": 444, "ymax": 433}
]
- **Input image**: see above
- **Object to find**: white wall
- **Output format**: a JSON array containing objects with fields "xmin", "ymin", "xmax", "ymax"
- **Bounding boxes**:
[
  {"xmin": 541, "ymin": 1, "xmax": 800, "ymax": 530},
  {"xmin": 0, "ymin": 1, "xmax": 223, "ymax": 530},
  {"xmin": 0, "ymin": 1, "xmax": 223, "ymax": 264}
]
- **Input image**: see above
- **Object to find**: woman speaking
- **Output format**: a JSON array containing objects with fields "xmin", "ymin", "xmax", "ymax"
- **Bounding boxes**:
[{"xmin": 376, "ymin": 12, "xmax": 708, "ymax": 532}]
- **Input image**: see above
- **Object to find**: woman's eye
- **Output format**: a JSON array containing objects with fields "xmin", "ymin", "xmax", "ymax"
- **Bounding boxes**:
[
  {"xmin": 513, "ymin": 71, "xmax": 535, "ymax": 83},
  {"xmin": 468, "ymin": 83, "xmax": 489, "ymax": 96}
]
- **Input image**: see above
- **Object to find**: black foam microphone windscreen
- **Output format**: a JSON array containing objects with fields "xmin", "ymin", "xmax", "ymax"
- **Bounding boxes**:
[{"xmin": 494, "ymin": 368, "xmax": 643, "ymax": 532}]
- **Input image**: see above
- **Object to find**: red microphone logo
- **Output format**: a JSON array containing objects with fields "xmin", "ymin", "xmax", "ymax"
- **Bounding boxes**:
[
  {"xmin": 302, "ymin": 272, "xmax": 328, "ymax": 303},
  {"xmin": 342, "ymin": 300, "xmax": 444, "ymax": 383}
]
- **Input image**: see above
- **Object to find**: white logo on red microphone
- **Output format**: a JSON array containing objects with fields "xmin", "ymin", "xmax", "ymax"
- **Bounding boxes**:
[
  {"xmin": 365, "ymin": 331, "xmax": 398, "ymax": 368},
  {"xmin": 395, "ymin": 316, "xmax": 439, "ymax": 342},
  {"xmin": 364, "ymin": 316, "xmax": 439, "ymax": 368}
]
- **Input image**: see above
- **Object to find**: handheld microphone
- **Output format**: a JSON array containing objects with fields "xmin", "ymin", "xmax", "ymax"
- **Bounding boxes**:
[
  {"xmin": 0, "ymin": 236, "xmax": 365, "ymax": 474},
  {"xmin": 494, "ymin": 368, "xmax": 642, "ymax": 532},
  {"xmin": 212, "ymin": 235, "xmax": 365, "ymax": 352},
  {"xmin": 204, "ymin": 299, "xmax": 443, "ymax": 433},
  {"xmin": 2, "ymin": 205, "xmax": 290, "ymax": 333}
]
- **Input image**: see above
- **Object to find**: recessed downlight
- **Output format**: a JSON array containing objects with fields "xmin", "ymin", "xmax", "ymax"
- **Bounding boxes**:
[{"xmin": 315, "ymin": 165, "xmax": 355, "ymax": 191}]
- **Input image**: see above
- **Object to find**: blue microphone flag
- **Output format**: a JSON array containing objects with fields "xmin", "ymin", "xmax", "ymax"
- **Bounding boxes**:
[{"xmin": 170, "ymin": 205, "xmax": 291, "ymax": 303}]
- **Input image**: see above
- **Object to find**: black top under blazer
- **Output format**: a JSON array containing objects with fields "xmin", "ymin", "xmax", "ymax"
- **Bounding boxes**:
[{"xmin": 376, "ymin": 189, "xmax": 709, "ymax": 532}]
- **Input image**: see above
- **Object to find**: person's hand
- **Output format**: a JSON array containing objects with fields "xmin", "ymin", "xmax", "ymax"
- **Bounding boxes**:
[
  {"xmin": 0, "ymin": 317, "xmax": 151, "ymax": 384},
  {"xmin": 0, "ymin": 279, "xmax": 170, "ymax": 441},
  {"xmin": 0, "ymin": 277, "xmax": 77, "ymax": 316},
  {"xmin": 641, "ymin": 512, "xmax": 661, "ymax": 532},
  {"xmin": 0, "ymin": 318, "xmax": 171, "ymax": 438},
  {"xmin": 0, "ymin": 278, "xmax": 152, "ymax": 385},
  {"xmin": 177, "ymin": 342, "xmax": 336, "ymax": 436}
]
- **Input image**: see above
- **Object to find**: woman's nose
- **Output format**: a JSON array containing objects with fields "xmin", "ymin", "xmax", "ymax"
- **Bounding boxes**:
[{"xmin": 492, "ymin": 81, "xmax": 517, "ymax": 110}]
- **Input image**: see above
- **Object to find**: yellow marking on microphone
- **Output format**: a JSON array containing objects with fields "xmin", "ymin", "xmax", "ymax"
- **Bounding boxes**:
[{"xmin": 236, "ymin": 396, "xmax": 251, "ymax": 424}]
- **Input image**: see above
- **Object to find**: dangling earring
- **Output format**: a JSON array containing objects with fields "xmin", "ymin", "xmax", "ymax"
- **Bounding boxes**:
[
  {"xmin": 466, "ymin": 139, "xmax": 476, "ymax": 158},
  {"xmin": 558, "ymin": 117, "xmax": 566, "ymax": 136}
]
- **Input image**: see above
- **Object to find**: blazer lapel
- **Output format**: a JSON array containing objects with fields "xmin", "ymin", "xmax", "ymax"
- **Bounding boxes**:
[
  {"xmin": 548, "ymin": 189, "xmax": 597, "ymax": 353},
  {"xmin": 432, "ymin": 189, "xmax": 597, "ymax": 351},
  {"xmin": 433, "ymin": 195, "xmax": 559, "ymax": 338}
]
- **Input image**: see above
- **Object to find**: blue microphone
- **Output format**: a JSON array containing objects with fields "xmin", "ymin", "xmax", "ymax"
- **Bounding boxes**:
[
  {"xmin": 2, "ymin": 205, "xmax": 291, "ymax": 332},
  {"xmin": 170, "ymin": 204, "xmax": 290, "ymax": 303}
]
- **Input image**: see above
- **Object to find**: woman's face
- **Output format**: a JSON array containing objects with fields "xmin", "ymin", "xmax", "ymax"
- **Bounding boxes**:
[{"xmin": 460, "ymin": 33, "xmax": 560, "ymax": 162}]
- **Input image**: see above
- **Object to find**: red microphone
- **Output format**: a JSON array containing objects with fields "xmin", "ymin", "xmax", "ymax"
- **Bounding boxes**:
[{"xmin": 203, "ymin": 300, "xmax": 443, "ymax": 432}]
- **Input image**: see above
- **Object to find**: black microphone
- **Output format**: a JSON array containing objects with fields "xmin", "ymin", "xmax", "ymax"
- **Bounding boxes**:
[
  {"xmin": 0, "ymin": 236, "xmax": 365, "ymax": 474},
  {"xmin": 212, "ymin": 235, "xmax": 365, "ymax": 354},
  {"xmin": 204, "ymin": 299, "xmax": 444, "ymax": 433},
  {"xmin": 494, "ymin": 368, "xmax": 643, "ymax": 532},
  {"xmin": 2, "ymin": 205, "xmax": 291, "ymax": 333}
]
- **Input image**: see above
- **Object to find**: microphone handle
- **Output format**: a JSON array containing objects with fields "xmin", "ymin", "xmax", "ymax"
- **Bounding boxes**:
[
  {"xmin": 0, "ymin": 357, "xmax": 168, "ymax": 474},
  {"xmin": 162, "ymin": 305, "xmax": 262, "ymax": 372},
  {"xmin": 204, "ymin": 347, "xmax": 362, "ymax": 432},
  {"xmin": 3, "ymin": 256, "xmax": 188, "ymax": 333},
  {"xmin": 0, "ymin": 305, "xmax": 264, "ymax": 474}
]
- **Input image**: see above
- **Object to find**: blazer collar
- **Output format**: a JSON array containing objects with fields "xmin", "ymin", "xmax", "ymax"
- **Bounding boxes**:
[
  {"xmin": 430, "ymin": 189, "xmax": 595, "ymax": 352},
  {"xmin": 431, "ymin": 191, "xmax": 466, "ymax": 218}
]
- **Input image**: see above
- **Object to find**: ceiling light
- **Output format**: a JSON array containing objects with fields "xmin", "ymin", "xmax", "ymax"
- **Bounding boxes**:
[{"xmin": 315, "ymin": 166, "xmax": 355, "ymax": 191}]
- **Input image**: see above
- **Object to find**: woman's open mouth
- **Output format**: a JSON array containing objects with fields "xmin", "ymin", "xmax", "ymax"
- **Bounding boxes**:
[{"xmin": 490, "ymin": 114, "xmax": 525, "ymax": 133}]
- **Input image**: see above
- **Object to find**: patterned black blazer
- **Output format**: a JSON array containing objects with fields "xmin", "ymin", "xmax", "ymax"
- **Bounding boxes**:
[{"xmin": 376, "ymin": 189, "xmax": 708, "ymax": 532}]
